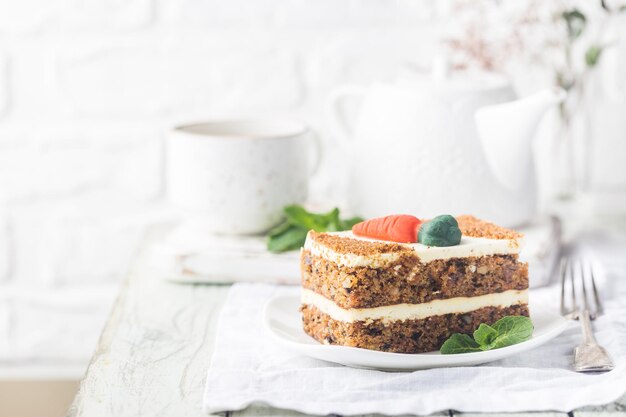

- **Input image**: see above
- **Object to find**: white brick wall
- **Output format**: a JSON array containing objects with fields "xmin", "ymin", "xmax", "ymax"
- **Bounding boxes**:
[
  {"xmin": 61, "ymin": 0, "xmax": 153, "ymax": 32},
  {"xmin": 0, "ymin": 0, "xmax": 442, "ymax": 375},
  {"xmin": 0, "ymin": 0, "xmax": 59, "ymax": 34},
  {"xmin": 0, "ymin": 210, "xmax": 11, "ymax": 282},
  {"xmin": 0, "ymin": 52, "xmax": 8, "ymax": 117},
  {"xmin": 0, "ymin": 0, "xmax": 152, "ymax": 34},
  {"xmin": 0, "ymin": 296, "xmax": 10, "ymax": 358}
]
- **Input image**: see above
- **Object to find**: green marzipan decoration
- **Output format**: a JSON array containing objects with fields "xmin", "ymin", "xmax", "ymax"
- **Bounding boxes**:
[{"xmin": 417, "ymin": 214, "xmax": 462, "ymax": 247}]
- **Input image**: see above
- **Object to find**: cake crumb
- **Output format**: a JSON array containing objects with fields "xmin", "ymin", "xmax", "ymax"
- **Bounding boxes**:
[
  {"xmin": 456, "ymin": 215, "xmax": 522, "ymax": 240},
  {"xmin": 309, "ymin": 231, "xmax": 411, "ymax": 256}
]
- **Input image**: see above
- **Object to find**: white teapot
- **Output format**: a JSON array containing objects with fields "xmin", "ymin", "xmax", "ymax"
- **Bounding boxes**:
[{"xmin": 326, "ymin": 71, "xmax": 565, "ymax": 227}]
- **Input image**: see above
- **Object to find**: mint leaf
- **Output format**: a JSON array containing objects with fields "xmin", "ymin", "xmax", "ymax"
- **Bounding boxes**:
[
  {"xmin": 488, "ymin": 316, "xmax": 534, "ymax": 349},
  {"xmin": 267, "ymin": 226, "xmax": 308, "ymax": 253},
  {"xmin": 267, "ymin": 220, "xmax": 292, "ymax": 238},
  {"xmin": 585, "ymin": 45, "xmax": 603, "ymax": 68},
  {"xmin": 562, "ymin": 9, "xmax": 586, "ymax": 40},
  {"xmin": 267, "ymin": 205, "xmax": 362, "ymax": 253},
  {"xmin": 283, "ymin": 205, "xmax": 327, "ymax": 231},
  {"xmin": 440, "ymin": 333, "xmax": 481, "ymax": 354},
  {"xmin": 283, "ymin": 206, "xmax": 348, "ymax": 232},
  {"xmin": 473, "ymin": 323, "xmax": 497, "ymax": 347},
  {"xmin": 324, "ymin": 208, "xmax": 342, "ymax": 232},
  {"xmin": 440, "ymin": 316, "xmax": 533, "ymax": 354}
]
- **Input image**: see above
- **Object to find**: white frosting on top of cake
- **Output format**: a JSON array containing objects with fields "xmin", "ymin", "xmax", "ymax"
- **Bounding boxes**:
[
  {"xmin": 301, "ymin": 288, "xmax": 528, "ymax": 323},
  {"xmin": 303, "ymin": 230, "xmax": 520, "ymax": 267}
]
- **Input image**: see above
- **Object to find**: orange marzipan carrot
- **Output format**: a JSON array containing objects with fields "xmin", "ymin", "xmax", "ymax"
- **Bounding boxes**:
[{"xmin": 352, "ymin": 214, "xmax": 422, "ymax": 243}]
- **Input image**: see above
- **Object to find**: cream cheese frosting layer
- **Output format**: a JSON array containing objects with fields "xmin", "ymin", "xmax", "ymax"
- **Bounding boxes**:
[
  {"xmin": 301, "ymin": 288, "xmax": 528, "ymax": 323},
  {"xmin": 304, "ymin": 231, "xmax": 520, "ymax": 268}
]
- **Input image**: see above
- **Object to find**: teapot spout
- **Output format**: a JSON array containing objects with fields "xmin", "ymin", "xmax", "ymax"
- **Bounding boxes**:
[{"xmin": 475, "ymin": 87, "xmax": 566, "ymax": 190}]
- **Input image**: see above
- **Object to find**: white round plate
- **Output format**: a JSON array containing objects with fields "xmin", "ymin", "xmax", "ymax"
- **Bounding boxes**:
[{"xmin": 264, "ymin": 294, "xmax": 568, "ymax": 371}]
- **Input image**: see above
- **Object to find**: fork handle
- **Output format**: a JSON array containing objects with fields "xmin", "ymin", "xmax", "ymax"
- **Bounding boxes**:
[{"xmin": 580, "ymin": 308, "xmax": 597, "ymax": 345}]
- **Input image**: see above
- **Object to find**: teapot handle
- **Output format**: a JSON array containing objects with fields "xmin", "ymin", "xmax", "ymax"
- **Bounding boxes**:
[{"xmin": 325, "ymin": 85, "xmax": 366, "ymax": 153}]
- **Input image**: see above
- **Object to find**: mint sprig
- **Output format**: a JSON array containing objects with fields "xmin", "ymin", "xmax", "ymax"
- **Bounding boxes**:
[
  {"xmin": 439, "ymin": 333, "xmax": 482, "ymax": 354},
  {"xmin": 266, "ymin": 205, "xmax": 362, "ymax": 253},
  {"xmin": 440, "ymin": 316, "xmax": 533, "ymax": 354}
]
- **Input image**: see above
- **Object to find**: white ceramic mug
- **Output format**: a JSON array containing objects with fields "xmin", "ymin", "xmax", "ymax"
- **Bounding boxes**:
[{"xmin": 166, "ymin": 119, "xmax": 320, "ymax": 234}]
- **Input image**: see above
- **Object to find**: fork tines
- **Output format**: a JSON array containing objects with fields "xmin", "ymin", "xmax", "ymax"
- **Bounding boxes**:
[{"xmin": 560, "ymin": 257, "xmax": 603, "ymax": 321}]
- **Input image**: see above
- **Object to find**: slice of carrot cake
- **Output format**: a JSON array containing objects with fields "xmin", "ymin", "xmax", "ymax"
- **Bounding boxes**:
[{"xmin": 300, "ymin": 214, "xmax": 529, "ymax": 353}]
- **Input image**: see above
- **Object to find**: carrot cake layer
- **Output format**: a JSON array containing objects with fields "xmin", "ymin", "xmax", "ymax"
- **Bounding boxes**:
[
  {"xmin": 301, "ymin": 252, "xmax": 528, "ymax": 309},
  {"xmin": 302, "ymin": 303, "xmax": 529, "ymax": 353}
]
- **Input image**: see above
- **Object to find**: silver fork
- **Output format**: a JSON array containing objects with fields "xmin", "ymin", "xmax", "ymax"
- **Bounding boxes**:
[{"xmin": 560, "ymin": 257, "xmax": 615, "ymax": 373}]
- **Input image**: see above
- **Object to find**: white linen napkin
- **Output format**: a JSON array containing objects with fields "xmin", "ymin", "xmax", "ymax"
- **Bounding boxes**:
[{"xmin": 203, "ymin": 276, "xmax": 626, "ymax": 415}]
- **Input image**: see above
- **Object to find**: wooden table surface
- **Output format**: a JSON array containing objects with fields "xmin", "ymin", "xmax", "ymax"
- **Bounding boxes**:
[{"xmin": 69, "ymin": 226, "xmax": 626, "ymax": 417}]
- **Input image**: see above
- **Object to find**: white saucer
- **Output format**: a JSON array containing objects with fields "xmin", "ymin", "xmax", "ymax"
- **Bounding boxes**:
[{"xmin": 264, "ymin": 294, "xmax": 568, "ymax": 371}]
